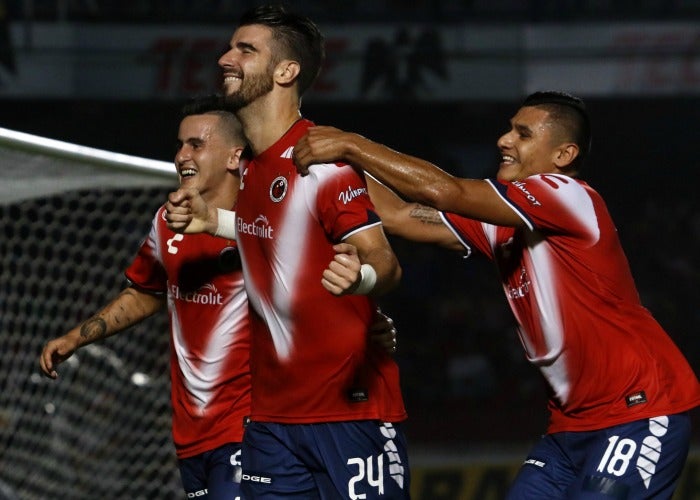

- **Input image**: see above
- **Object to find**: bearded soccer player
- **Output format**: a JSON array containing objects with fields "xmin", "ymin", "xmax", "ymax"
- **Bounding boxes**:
[{"xmin": 164, "ymin": 5, "xmax": 409, "ymax": 499}]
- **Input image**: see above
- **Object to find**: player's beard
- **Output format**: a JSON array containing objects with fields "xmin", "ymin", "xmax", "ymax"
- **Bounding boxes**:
[{"xmin": 223, "ymin": 67, "xmax": 275, "ymax": 111}]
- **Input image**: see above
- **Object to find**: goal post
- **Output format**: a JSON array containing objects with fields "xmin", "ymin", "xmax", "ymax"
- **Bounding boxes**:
[
  {"xmin": 0, "ymin": 128, "xmax": 183, "ymax": 499},
  {"xmin": 0, "ymin": 126, "xmax": 176, "ymax": 204}
]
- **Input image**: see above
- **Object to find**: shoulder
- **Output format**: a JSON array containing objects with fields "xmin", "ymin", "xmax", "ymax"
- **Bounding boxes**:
[
  {"xmin": 303, "ymin": 162, "xmax": 361, "ymax": 185},
  {"xmin": 510, "ymin": 174, "xmax": 593, "ymax": 205},
  {"xmin": 522, "ymin": 173, "xmax": 586, "ymax": 191}
]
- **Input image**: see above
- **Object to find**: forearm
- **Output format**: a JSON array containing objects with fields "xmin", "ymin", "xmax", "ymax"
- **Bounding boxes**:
[
  {"xmin": 74, "ymin": 287, "xmax": 164, "ymax": 346},
  {"xmin": 328, "ymin": 227, "xmax": 401, "ymax": 298},
  {"xmin": 346, "ymin": 135, "xmax": 456, "ymax": 210},
  {"xmin": 357, "ymin": 246, "xmax": 401, "ymax": 297},
  {"xmin": 367, "ymin": 174, "xmax": 464, "ymax": 250}
]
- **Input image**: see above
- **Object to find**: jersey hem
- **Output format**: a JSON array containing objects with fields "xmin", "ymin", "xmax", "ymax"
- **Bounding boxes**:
[
  {"xmin": 546, "ymin": 401, "xmax": 700, "ymax": 434},
  {"xmin": 249, "ymin": 412, "xmax": 408, "ymax": 424},
  {"xmin": 175, "ymin": 435, "xmax": 245, "ymax": 459}
]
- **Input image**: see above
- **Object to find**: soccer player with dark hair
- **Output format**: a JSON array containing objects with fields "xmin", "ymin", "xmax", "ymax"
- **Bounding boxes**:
[
  {"xmin": 41, "ymin": 95, "xmax": 252, "ymax": 499},
  {"xmin": 165, "ymin": 5, "xmax": 410, "ymax": 499},
  {"xmin": 293, "ymin": 90, "xmax": 700, "ymax": 498},
  {"xmin": 40, "ymin": 91, "xmax": 402, "ymax": 499}
]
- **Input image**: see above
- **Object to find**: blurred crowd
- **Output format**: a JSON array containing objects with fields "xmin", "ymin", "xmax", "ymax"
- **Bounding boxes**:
[{"xmin": 5, "ymin": 0, "xmax": 699, "ymax": 24}]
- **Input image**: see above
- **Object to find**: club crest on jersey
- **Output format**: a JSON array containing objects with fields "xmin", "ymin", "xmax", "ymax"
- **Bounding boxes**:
[{"xmin": 270, "ymin": 176, "xmax": 288, "ymax": 202}]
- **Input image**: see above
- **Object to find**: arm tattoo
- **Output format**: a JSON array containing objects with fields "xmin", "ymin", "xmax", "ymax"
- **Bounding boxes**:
[
  {"xmin": 409, "ymin": 205, "xmax": 443, "ymax": 225},
  {"xmin": 80, "ymin": 317, "xmax": 108, "ymax": 341}
]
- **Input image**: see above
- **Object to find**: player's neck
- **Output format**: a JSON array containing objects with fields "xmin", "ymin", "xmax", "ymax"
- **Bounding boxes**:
[
  {"xmin": 206, "ymin": 183, "xmax": 239, "ymax": 211},
  {"xmin": 237, "ymin": 92, "xmax": 302, "ymax": 156}
]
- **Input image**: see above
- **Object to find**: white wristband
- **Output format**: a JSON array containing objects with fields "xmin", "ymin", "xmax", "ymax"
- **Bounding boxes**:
[
  {"xmin": 354, "ymin": 263, "xmax": 377, "ymax": 295},
  {"xmin": 214, "ymin": 208, "xmax": 237, "ymax": 239}
]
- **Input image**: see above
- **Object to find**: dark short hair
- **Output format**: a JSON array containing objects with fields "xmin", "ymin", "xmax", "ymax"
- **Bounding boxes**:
[
  {"xmin": 181, "ymin": 94, "xmax": 246, "ymax": 146},
  {"xmin": 181, "ymin": 94, "xmax": 228, "ymax": 116},
  {"xmin": 238, "ymin": 4, "xmax": 324, "ymax": 97},
  {"xmin": 523, "ymin": 91, "xmax": 592, "ymax": 165}
]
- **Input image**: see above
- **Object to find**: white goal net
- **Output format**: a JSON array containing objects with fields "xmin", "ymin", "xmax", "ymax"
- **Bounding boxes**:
[{"xmin": 0, "ymin": 127, "xmax": 182, "ymax": 499}]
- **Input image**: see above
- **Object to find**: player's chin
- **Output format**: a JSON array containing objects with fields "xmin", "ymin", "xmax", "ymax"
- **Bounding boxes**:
[
  {"xmin": 179, "ymin": 176, "xmax": 198, "ymax": 189},
  {"xmin": 496, "ymin": 164, "xmax": 519, "ymax": 182}
]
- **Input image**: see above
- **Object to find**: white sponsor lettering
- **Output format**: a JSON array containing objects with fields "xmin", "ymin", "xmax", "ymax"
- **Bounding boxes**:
[
  {"xmin": 241, "ymin": 474, "xmax": 272, "ymax": 484},
  {"xmin": 230, "ymin": 449, "xmax": 243, "ymax": 483},
  {"xmin": 339, "ymin": 185, "xmax": 368, "ymax": 205},
  {"xmin": 506, "ymin": 267, "xmax": 531, "ymax": 299},
  {"xmin": 170, "ymin": 284, "xmax": 223, "ymax": 305},
  {"xmin": 186, "ymin": 489, "xmax": 208, "ymax": 498},
  {"xmin": 512, "ymin": 181, "xmax": 541, "ymax": 206},
  {"xmin": 237, "ymin": 215, "xmax": 274, "ymax": 239},
  {"xmin": 230, "ymin": 449, "xmax": 242, "ymax": 466}
]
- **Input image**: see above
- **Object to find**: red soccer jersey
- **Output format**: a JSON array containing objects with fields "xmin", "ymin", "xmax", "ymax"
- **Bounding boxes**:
[
  {"xmin": 235, "ymin": 119, "xmax": 406, "ymax": 424},
  {"xmin": 442, "ymin": 173, "xmax": 700, "ymax": 433},
  {"xmin": 125, "ymin": 206, "xmax": 251, "ymax": 458}
]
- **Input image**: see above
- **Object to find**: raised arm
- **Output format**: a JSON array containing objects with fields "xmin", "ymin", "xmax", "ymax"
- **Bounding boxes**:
[
  {"xmin": 294, "ymin": 126, "xmax": 522, "ymax": 227},
  {"xmin": 366, "ymin": 174, "xmax": 464, "ymax": 252},
  {"xmin": 40, "ymin": 287, "xmax": 165, "ymax": 379}
]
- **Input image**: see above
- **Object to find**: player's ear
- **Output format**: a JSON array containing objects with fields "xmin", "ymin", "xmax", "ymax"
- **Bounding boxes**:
[
  {"xmin": 227, "ymin": 146, "xmax": 245, "ymax": 172},
  {"xmin": 553, "ymin": 142, "xmax": 579, "ymax": 169},
  {"xmin": 275, "ymin": 60, "xmax": 300, "ymax": 85}
]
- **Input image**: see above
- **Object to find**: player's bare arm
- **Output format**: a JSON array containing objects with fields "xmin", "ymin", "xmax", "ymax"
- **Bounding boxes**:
[
  {"xmin": 344, "ymin": 225, "xmax": 401, "ymax": 296},
  {"xmin": 295, "ymin": 126, "xmax": 523, "ymax": 227},
  {"xmin": 293, "ymin": 126, "xmax": 355, "ymax": 172},
  {"xmin": 321, "ymin": 242, "xmax": 362, "ymax": 296},
  {"xmin": 321, "ymin": 223, "xmax": 400, "ymax": 297},
  {"xmin": 40, "ymin": 287, "xmax": 164, "ymax": 379},
  {"xmin": 367, "ymin": 174, "xmax": 464, "ymax": 251}
]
